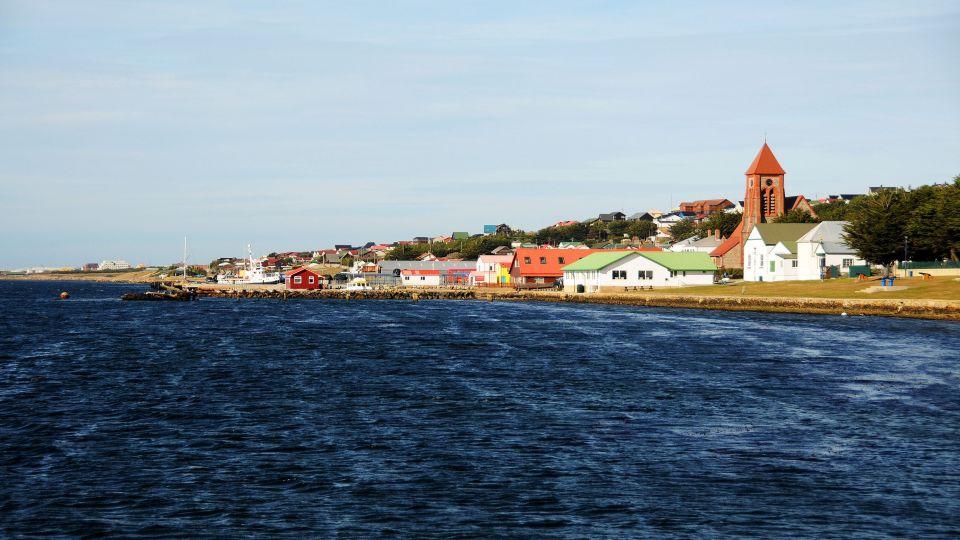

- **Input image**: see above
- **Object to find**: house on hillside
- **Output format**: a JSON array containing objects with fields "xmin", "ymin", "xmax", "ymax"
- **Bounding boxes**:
[
  {"xmin": 562, "ymin": 252, "xmax": 716, "ymax": 293},
  {"xmin": 597, "ymin": 211, "xmax": 626, "ymax": 223},
  {"xmin": 627, "ymin": 212, "xmax": 655, "ymax": 221},
  {"xmin": 678, "ymin": 199, "xmax": 736, "ymax": 221}
]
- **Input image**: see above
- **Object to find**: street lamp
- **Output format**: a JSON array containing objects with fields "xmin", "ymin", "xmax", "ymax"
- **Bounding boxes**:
[{"xmin": 903, "ymin": 235, "xmax": 909, "ymax": 276}]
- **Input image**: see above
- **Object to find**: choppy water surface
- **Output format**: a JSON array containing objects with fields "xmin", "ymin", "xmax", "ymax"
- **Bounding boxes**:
[{"xmin": 1, "ymin": 281, "xmax": 958, "ymax": 537}]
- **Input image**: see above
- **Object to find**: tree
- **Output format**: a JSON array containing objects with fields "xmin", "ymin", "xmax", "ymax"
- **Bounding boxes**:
[
  {"xmin": 843, "ymin": 189, "xmax": 910, "ymax": 265},
  {"xmin": 905, "ymin": 182, "xmax": 960, "ymax": 261},
  {"xmin": 695, "ymin": 211, "xmax": 741, "ymax": 238},
  {"xmin": 811, "ymin": 199, "xmax": 854, "ymax": 221},
  {"xmin": 773, "ymin": 208, "xmax": 819, "ymax": 224},
  {"xmin": 626, "ymin": 220, "xmax": 658, "ymax": 240},
  {"xmin": 669, "ymin": 219, "xmax": 697, "ymax": 242}
]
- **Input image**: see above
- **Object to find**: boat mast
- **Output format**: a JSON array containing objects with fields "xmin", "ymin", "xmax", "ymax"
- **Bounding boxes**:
[{"xmin": 182, "ymin": 236, "xmax": 187, "ymax": 283}]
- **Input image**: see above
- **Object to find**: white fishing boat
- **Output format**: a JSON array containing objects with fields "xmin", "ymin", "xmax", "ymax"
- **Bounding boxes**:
[{"xmin": 217, "ymin": 244, "xmax": 281, "ymax": 284}]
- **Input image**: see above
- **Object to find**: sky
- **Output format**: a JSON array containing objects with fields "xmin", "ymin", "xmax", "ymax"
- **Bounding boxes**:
[{"xmin": 0, "ymin": 1, "xmax": 958, "ymax": 268}]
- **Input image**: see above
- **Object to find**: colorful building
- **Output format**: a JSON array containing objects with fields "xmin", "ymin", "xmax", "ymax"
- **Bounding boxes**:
[
  {"xmin": 471, "ymin": 254, "xmax": 513, "ymax": 286},
  {"xmin": 285, "ymin": 266, "xmax": 324, "ymax": 290}
]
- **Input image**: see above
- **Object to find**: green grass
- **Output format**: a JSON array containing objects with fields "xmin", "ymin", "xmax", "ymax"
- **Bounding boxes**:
[{"xmin": 643, "ymin": 276, "xmax": 960, "ymax": 301}]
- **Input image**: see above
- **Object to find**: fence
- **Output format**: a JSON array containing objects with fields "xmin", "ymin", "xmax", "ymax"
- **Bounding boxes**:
[{"xmin": 901, "ymin": 261, "xmax": 960, "ymax": 269}]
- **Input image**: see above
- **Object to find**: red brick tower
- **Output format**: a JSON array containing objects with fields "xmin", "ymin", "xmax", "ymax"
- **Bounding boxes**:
[
  {"xmin": 710, "ymin": 143, "xmax": 790, "ymax": 269},
  {"xmin": 740, "ymin": 142, "xmax": 786, "ymax": 247}
]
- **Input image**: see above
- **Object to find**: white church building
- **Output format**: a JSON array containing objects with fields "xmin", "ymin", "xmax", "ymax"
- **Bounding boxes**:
[{"xmin": 744, "ymin": 221, "xmax": 866, "ymax": 282}]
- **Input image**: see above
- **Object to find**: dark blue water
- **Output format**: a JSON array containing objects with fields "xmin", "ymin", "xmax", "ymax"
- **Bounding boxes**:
[{"xmin": 1, "ymin": 281, "xmax": 958, "ymax": 537}]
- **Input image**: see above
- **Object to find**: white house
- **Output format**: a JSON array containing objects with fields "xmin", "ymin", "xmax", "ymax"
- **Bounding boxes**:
[
  {"xmin": 796, "ymin": 221, "xmax": 866, "ymax": 279},
  {"xmin": 99, "ymin": 260, "xmax": 131, "ymax": 270},
  {"xmin": 562, "ymin": 251, "xmax": 716, "ymax": 293},
  {"xmin": 743, "ymin": 223, "xmax": 817, "ymax": 282},
  {"xmin": 400, "ymin": 269, "xmax": 441, "ymax": 287}
]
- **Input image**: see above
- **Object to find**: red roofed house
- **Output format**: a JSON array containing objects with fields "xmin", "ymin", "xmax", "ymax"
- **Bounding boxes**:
[
  {"xmin": 285, "ymin": 266, "xmax": 323, "ymax": 290},
  {"xmin": 710, "ymin": 143, "xmax": 816, "ymax": 269},
  {"xmin": 400, "ymin": 268, "xmax": 441, "ymax": 287},
  {"xmin": 678, "ymin": 199, "xmax": 736, "ymax": 221}
]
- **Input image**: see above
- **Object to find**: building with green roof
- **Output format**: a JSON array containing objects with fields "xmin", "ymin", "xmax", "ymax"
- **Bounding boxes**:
[{"xmin": 561, "ymin": 251, "xmax": 717, "ymax": 293}]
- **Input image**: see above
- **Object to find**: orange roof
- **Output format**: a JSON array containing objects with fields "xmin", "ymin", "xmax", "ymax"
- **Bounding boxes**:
[
  {"xmin": 284, "ymin": 265, "xmax": 320, "ymax": 277},
  {"xmin": 401, "ymin": 269, "xmax": 441, "ymax": 276},
  {"xmin": 745, "ymin": 143, "xmax": 785, "ymax": 175},
  {"xmin": 511, "ymin": 248, "xmax": 602, "ymax": 277},
  {"xmin": 510, "ymin": 247, "xmax": 660, "ymax": 277}
]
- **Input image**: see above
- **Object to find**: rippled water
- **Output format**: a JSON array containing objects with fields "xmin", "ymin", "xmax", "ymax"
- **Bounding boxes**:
[{"xmin": 1, "ymin": 281, "xmax": 958, "ymax": 537}]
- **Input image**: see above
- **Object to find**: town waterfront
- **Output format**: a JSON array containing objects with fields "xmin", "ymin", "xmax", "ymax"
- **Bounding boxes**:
[{"xmin": 1, "ymin": 281, "xmax": 959, "ymax": 537}]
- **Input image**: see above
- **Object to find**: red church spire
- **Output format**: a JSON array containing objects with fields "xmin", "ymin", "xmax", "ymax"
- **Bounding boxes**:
[{"xmin": 745, "ymin": 142, "xmax": 785, "ymax": 175}]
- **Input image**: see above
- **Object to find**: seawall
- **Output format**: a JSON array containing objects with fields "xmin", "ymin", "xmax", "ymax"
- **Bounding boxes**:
[{"xmin": 190, "ymin": 286, "xmax": 960, "ymax": 321}]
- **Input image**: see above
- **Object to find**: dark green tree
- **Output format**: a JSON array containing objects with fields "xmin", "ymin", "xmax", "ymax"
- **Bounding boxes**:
[
  {"xmin": 904, "ymin": 182, "xmax": 960, "ymax": 261},
  {"xmin": 772, "ymin": 208, "xmax": 819, "ymax": 224},
  {"xmin": 669, "ymin": 219, "xmax": 697, "ymax": 242},
  {"xmin": 811, "ymin": 199, "xmax": 854, "ymax": 221},
  {"xmin": 626, "ymin": 220, "xmax": 658, "ymax": 239},
  {"xmin": 843, "ymin": 189, "xmax": 910, "ymax": 265},
  {"xmin": 695, "ymin": 211, "xmax": 742, "ymax": 238}
]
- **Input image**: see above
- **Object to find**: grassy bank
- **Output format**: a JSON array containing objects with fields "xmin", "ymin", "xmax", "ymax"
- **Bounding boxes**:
[{"xmin": 639, "ymin": 276, "xmax": 960, "ymax": 301}]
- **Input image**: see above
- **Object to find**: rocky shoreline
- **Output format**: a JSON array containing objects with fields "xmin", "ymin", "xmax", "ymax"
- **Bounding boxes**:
[{"xmin": 185, "ymin": 285, "xmax": 960, "ymax": 321}]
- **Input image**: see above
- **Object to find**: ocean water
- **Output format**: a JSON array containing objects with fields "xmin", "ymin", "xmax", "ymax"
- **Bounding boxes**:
[{"xmin": 1, "ymin": 280, "xmax": 958, "ymax": 538}]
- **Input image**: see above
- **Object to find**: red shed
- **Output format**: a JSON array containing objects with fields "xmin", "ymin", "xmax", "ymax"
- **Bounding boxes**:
[{"xmin": 285, "ymin": 266, "xmax": 322, "ymax": 290}]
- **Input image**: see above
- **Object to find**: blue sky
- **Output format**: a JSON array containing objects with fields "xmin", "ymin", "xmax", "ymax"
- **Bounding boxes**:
[{"xmin": 1, "ymin": 1, "xmax": 957, "ymax": 268}]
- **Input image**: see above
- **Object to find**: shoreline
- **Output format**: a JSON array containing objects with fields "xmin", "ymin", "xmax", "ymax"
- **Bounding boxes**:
[
  {"xmin": 6, "ymin": 276, "xmax": 959, "ymax": 321},
  {"xmin": 190, "ymin": 285, "xmax": 960, "ymax": 321}
]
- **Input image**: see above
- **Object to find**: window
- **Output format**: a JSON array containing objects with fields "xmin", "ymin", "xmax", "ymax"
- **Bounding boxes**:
[
  {"xmin": 539, "ymin": 257, "xmax": 547, "ymax": 264},
  {"xmin": 524, "ymin": 257, "xmax": 531, "ymax": 264},
  {"xmin": 308, "ymin": 276, "xmax": 315, "ymax": 284},
  {"xmin": 747, "ymin": 255, "xmax": 752, "ymax": 267},
  {"xmin": 293, "ymin": 276, "xmax": 302, "ymax": 284},
  {"xmin": 558, "ymin": 257, "xmax": 565, "ymax": 264},
  {"xmin": 404, "ymin": 276, "xmax": 410, "ymax": 280},
  {"xmin": 791, "ymin": 260, "xmax": 798, "ymax": 268},
  {"xmin": 769, "ymin": 260, "xmax": 775, "ymax": 272},
  {"xmin": 612, "ymin": 270, "xmax": 626, "ymax": 279},
  {"xmin": 842, "ymin": 258, "xmax": 854, "ymax": 268},
  {"xmin": 759, "ymin": 255, "xmax": 764, "ymax": 268},
  {"xmin": 420, "ymin": 276, "xmax": 426, "ymax": 281},
  {"xmin": 638, "ymin": 270, "xmax": 652, "ymax": 280}
]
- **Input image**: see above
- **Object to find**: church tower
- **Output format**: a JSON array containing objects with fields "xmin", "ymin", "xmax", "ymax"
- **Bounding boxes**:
[
  {"xmin": 710, "ymin": 142, "xmax": 795, "ymax": 269},
  {"xmin": 740, "ymin": 142, "xmax": 786, "ymax": 246}
]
